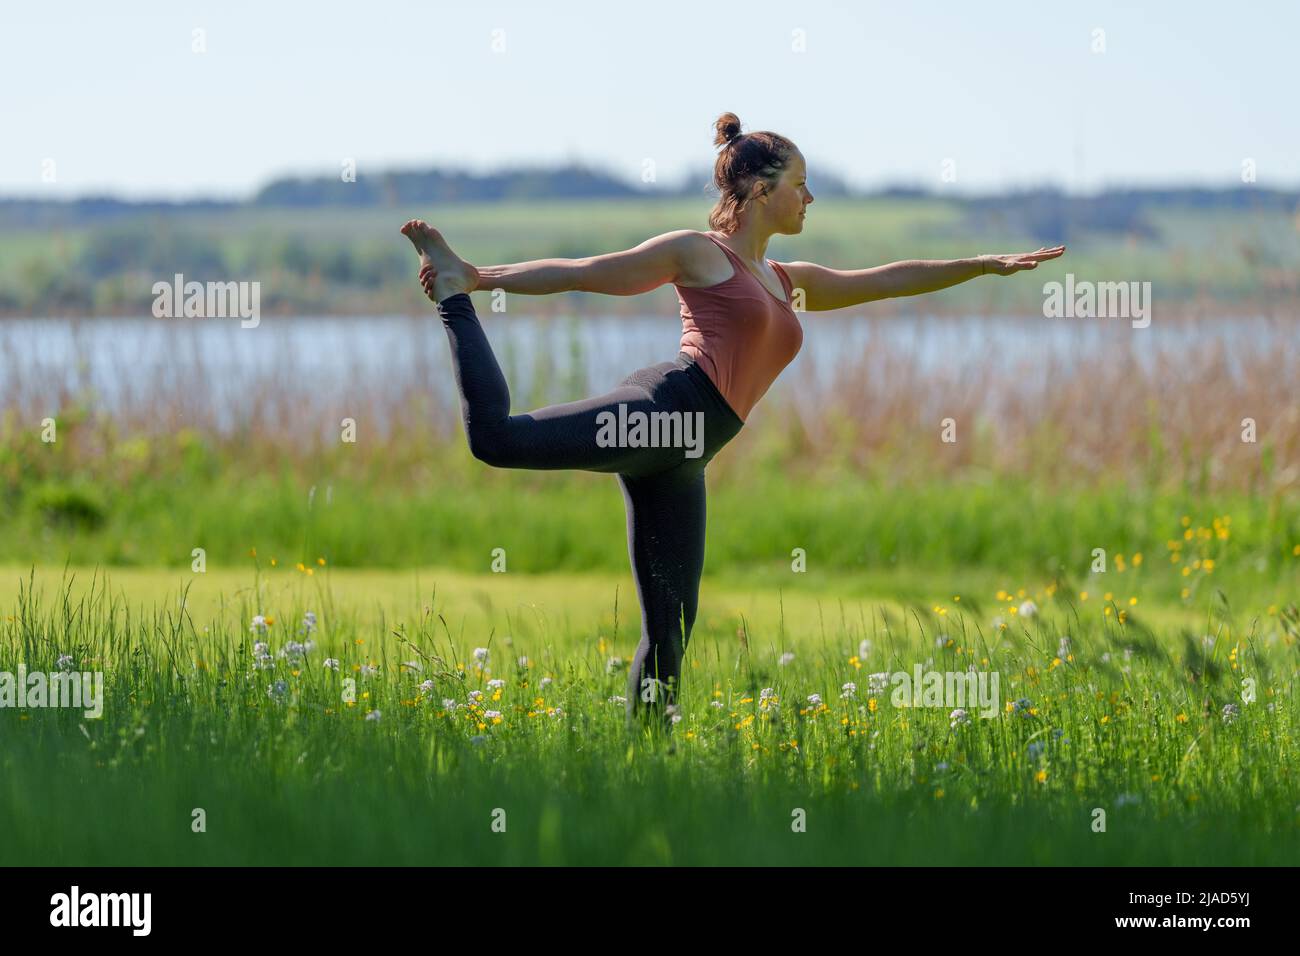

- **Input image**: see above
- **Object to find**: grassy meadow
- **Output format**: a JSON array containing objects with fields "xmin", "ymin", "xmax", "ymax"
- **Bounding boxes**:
[{"xmin": 2, "ymin": 541, "xmax": 1298, "ymax": 866}]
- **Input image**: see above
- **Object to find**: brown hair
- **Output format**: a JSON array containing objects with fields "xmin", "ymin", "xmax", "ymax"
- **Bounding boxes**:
[{"xmin": 707, "ymin": 112, "xmax": 797, "ymax": 234}]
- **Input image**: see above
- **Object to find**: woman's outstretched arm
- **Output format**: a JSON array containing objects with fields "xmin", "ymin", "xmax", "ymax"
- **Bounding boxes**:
[
  {"xmin": 471, "ymin": 230, "xmax": 699, "ymax": 296},
  {"xmin": 778, "ymin": 245, "xmax": 1065, "ymax": 311}
]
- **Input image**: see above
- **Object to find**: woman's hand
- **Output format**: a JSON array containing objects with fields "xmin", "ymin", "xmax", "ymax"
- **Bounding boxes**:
[{"xmin": 978, "ymin": 245, "xmax": 1066, "ymax": 276}]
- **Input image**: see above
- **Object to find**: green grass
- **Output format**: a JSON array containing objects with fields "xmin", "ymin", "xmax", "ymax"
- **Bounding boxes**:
[
  {"xmin": 1, "ymin": 560, "xmax": 1296, "ymax": 865},
  {"xmin": 9, "ymin": 464, "xmax": 1300, "ymax": 585}
]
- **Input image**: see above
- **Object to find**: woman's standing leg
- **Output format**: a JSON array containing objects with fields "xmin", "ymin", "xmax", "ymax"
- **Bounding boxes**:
[{"xmin": 619, "ymin": 466, "xmax": 708, "ymax": 729}]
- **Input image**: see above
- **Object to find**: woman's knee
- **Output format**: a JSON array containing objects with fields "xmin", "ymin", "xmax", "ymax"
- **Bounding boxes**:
[{"xmin": 465, "ymin": 421, "xmax": 516, "ymax": 468}]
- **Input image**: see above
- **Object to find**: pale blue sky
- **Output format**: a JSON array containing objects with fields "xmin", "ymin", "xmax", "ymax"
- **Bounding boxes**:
[{"xmin": 2, "ymin": 0, "xmax": 1295, "ymax": 199}]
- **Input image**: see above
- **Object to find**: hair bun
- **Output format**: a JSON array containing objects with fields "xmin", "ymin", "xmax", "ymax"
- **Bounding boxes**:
[{"xmin": 713, "ymin": 112, "xmax": 743, "ymax": 148}]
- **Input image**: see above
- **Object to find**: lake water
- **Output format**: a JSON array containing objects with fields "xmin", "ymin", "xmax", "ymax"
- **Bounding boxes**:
[{"xmin": 1, "ymin": 313, "xmax": 1293, "ymax": 422}]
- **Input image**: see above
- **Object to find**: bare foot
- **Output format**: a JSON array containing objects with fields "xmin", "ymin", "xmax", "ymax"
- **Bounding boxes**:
[{"xmin": 400, "ymin": 220, "xmax": 479, "ymax": 302}]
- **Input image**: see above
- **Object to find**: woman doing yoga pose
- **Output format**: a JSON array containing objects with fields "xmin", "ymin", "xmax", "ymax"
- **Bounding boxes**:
[{"xmin": 400, "ymin": 111, "xmax": 1064, "ymax": 731}]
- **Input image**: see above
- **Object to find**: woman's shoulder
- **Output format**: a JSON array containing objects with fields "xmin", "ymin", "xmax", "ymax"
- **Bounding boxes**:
[{"xmin": 674, "ymin": 231, "xmax": 740, "ymax": 290}]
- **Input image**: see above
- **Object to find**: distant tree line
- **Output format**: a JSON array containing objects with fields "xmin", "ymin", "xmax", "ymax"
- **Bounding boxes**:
[{"xmin": 4, "ymin": 162, "xmax": 1296, "ymax": 247}]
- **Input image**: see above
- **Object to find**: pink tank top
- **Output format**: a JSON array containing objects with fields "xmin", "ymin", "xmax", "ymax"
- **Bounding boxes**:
[{"xmin": 675, "ymin": 232, "xmax": 804, "ymax": 422}]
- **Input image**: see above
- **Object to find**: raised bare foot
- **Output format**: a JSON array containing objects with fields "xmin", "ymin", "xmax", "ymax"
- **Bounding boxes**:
[{"xmin": 400, "ymin": 219, "xmax": 479, "ymax": 303}]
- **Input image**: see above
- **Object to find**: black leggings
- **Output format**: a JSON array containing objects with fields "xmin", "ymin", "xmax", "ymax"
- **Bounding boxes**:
[{"xmin": 435, "ymin": 293, "xmax": 744, "ymax": 727}]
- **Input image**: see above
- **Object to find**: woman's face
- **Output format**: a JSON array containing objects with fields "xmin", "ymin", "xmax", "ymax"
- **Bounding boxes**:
[{"xmin": 758, "ymin": 150, "xmax": 813, "ymax": 234}]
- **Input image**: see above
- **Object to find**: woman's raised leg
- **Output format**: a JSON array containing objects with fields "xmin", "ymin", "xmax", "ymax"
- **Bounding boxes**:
[
  {"xmin": 402, "ymin": 222, "xmax": 695, "ymax": 475},
  {"xmin": 434, "ymin": 291, "xmax": 694, "ymax": 474}
]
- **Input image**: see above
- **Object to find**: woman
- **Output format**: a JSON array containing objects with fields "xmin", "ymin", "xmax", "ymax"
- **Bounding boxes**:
[{"xmin": 401, "ymin": 111, "xmax": 1064, "ymax": 731}]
